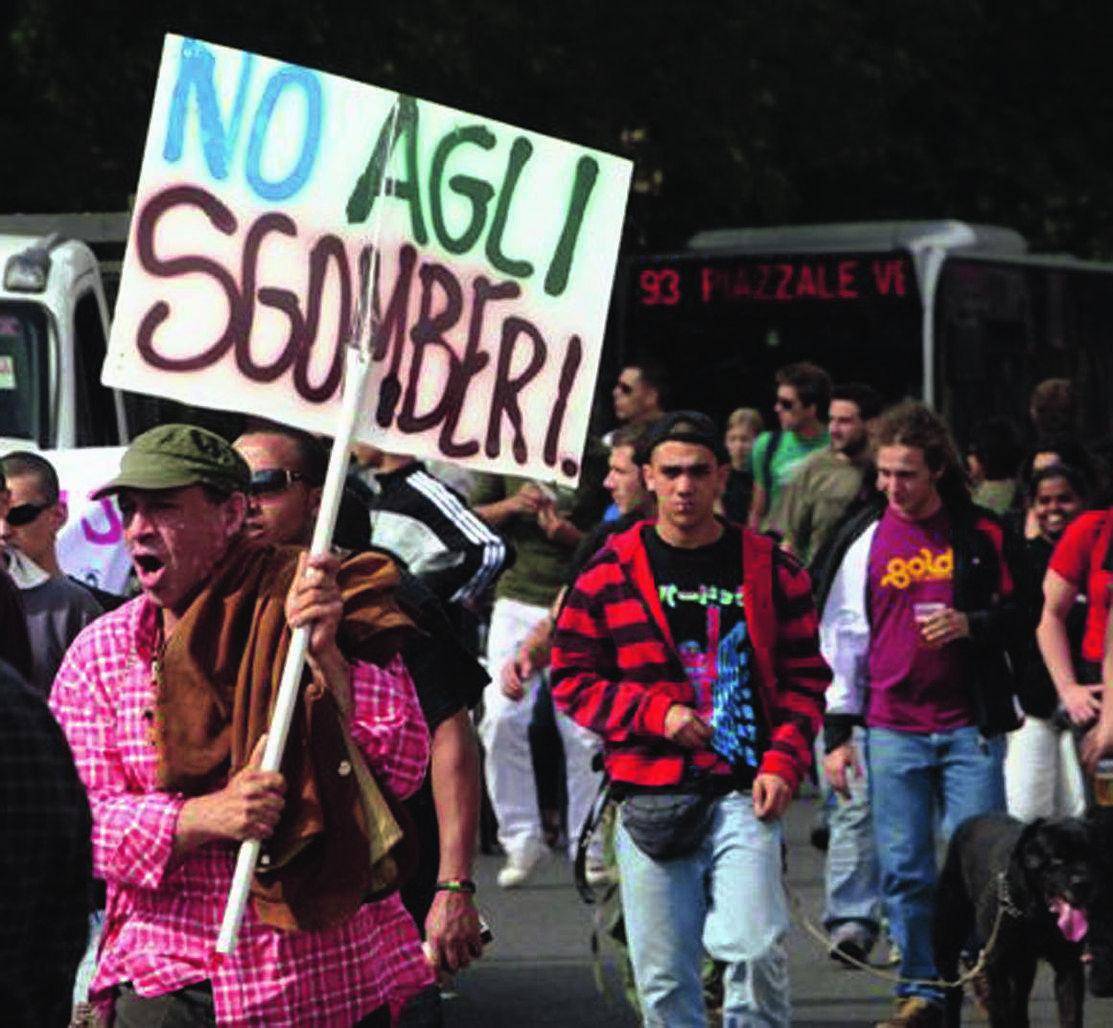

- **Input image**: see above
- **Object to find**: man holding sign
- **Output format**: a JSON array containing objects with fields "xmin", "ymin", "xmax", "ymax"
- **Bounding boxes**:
[
  {"xmin": 51, "ymin": 425, "xmax": 433, "ymax": 1026},
  {"xmin": 79, "ymin": 31, "xmax": 629, "ymax": 1021}
]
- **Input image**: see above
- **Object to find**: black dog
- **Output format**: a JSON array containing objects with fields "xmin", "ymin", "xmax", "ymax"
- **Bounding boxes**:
[{"xmin": 934, "ymin": 813, "xmax": 1093, "ymax": 1027}]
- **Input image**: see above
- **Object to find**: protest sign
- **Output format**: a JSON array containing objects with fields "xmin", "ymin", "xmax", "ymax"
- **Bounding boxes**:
[
  {"xmin": 104, "ymin": 34, "xmax": 632, "ymax": 484},
  {"xmin": 51, "ymin": 446, "xmax": 131, "ymax": 594}
]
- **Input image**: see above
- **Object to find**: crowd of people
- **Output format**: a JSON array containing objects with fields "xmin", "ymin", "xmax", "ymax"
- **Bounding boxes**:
[{"xmin": 3, "ymin": 357, "xmax": 1113, "ymax": 1028}]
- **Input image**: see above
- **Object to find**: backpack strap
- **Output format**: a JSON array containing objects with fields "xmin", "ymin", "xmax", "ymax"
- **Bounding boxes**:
[
  {"xmin": 761, "ymin": 429, "xmax": 783, "ymax": 494},
  {"xmin": 573, "ymin": 771, "xmax": 612, "ymax": 905}
]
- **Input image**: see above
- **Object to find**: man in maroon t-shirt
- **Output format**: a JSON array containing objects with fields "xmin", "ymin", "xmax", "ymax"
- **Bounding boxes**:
[{"xmin": 817, "ymin": 401, "xmax": 1017, "ymax": 1028}]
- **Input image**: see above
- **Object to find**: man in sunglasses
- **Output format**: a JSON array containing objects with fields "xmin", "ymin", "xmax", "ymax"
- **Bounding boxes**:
[
  {"xmin": 552, "ymin": 411, "xmax": 829, "ymax": 1027},
  {"xmin": 747, "ymin": 361, "xmax": 832, "ymax": 533},
  {"xmin": 611, "ymin": 361, "xmax": 667, "ymax": 433},
  {"xmin": 233, "ymin": 425, "xmax": 327, "ymax": 547},
  {"xmin": 0, "ymin": 451, "xmax": 103, "ymax": 696},
  {"xmin": 234, "ymin": 425, "xmax": 493, "ymax": 991},
  {"xmin": 0, "ymin": 468, "xmax": 35, "ymax": 683}
]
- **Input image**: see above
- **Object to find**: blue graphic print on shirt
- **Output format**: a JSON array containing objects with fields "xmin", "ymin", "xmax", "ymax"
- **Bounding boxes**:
[{"xmin": 644, "ymin": 524, "xmax": 768, "ymax": 782}]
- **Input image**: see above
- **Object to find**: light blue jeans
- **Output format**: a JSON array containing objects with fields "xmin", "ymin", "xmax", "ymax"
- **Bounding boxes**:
[
  {"xmin": 72, "ymin": 909, "xmax": 104, "ymax": 1005},
  {"xmin": 823, "ymin": 726, "xmax": 882, "ymax": 943},
  {"xmin": 866, "ymin": 726, "xmax": 1005, "ymax": 1005},
  {"xmin": 615, "ymin": 791, "xmax": 789, "ymax": 1027}
]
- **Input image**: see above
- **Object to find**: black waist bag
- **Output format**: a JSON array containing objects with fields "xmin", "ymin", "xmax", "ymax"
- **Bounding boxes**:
[{"xmin": 620, "ymin": 791, "xmax": 717, "ymax": 860}]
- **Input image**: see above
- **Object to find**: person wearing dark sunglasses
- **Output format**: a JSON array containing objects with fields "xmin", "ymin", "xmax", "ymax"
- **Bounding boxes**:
[
  {"xmin": 0, "ymin": 451, "xmax": 103, "ymax": 697},
  {"xmin": 747, "ymin": 361, "xmax": 832, "ymax": 533},
  {"xmin": 611, "ymin": 362, "xmax": 666, "ymax": 430},
  {"xmin": 233, "ymin": 429, "xmax": 326, "ymax": 547},
  {"xmin": 235, "ymin": 425, "xmax": 496, "ymax": 997},
  {"xmin": 0, "ymin": 468, "xmax": 35, "ymax": 684}
]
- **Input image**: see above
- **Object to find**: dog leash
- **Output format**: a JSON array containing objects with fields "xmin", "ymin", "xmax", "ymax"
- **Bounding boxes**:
[{"xmin": 785, "ymin": 871, "xmax": 1017, "ymax": 990}]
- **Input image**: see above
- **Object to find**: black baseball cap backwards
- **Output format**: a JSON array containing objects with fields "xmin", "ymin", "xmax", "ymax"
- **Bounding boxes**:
[
  {"xmin": 92, "ymin": 424, "xmax": 251, "ymax": 499},
  {"xmin": 637, "ymin": 411, "xmax": 729, "ymax": 465}
]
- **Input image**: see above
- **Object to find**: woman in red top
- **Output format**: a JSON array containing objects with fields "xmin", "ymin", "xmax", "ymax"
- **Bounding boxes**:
[{"xmin": 1036, "ymin": 504, "xmax": 1113, "ymax": 724}]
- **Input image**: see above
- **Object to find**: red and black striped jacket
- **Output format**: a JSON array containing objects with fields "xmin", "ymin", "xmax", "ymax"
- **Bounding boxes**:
[{"xmin": 551, "ymin": 520, "xmax": 830, "ymax": 791}]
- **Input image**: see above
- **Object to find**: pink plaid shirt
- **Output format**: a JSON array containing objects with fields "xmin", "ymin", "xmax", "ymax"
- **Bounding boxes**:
[{"xmin": 50, "ymin": 595, "xmax": 434, "ymax": 1027}]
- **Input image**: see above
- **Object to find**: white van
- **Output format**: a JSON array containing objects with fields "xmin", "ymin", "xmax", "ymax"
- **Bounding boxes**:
[{"xmin": 0, "ymin": 232, "xmax": 125, "ymax": 451}]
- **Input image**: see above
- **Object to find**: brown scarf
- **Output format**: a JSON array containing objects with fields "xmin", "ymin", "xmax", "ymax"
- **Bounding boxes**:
[{"xmin": 152, "ymin": 541, "xmax": 420, "ymax": 931}]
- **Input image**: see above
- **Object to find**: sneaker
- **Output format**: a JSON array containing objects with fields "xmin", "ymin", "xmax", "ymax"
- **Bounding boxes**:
[
  {"xmin": 874, "ymin": 996, "xmax": 943, "ymax": 1028},
  {"xmin": 496, "ymin": 844, "xmax": 546, "ymax": 888},
  {"xmin": 828, "ymin": 922, "xmax": 874, "ymax": 968},
  {"xmin": 584, "ymin": 860, "xmax": 614, "ymax": 887},
  {"xmin": 828, "ymin": 934, "xmax": 868, "ymax": 965},
  {"xmin": 829, "ymin": 937, "xmax": 868, "ymax": 969}
]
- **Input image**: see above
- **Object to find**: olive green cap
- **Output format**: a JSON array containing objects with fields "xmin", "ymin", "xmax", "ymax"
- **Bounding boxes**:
[{"xmin": 92, "ymin": 424, "xmax": 250, "ymax": 499}]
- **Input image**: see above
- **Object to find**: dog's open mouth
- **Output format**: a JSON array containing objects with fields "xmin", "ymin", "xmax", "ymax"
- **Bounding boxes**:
[{"xmin": 1048, "ymin": 896, "xmax": 1089, "ymax": 942}]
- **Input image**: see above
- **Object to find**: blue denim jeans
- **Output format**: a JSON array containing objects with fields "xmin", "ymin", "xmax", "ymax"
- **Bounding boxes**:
[
  {"xmin": 823, "ymin": 726, "xmax": 882, "ymax": 942},
  {"xmin": 72, "ymin": 909, "xmax": 104, "ymax": 1006},
  {"xmin": 615, "ymin": 791, "xmax": 789, "ymax": 1027},
  {"xmin": 866, "ymin": 725, "xmax": 1005, "ymax": 1005}
]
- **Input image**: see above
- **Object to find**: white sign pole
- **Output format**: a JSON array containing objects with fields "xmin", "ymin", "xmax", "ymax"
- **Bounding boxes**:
[
  {"xmin": 213, "ymin": 343, "xmax": 371, "ymax": 960},
  {"xmin": 212, "ymin": 100, "xmax": 398, "ymax": 963}
]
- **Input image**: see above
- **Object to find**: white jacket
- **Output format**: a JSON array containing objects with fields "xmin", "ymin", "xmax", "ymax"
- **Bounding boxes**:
[{"xmin": 817, "ymin": 521, "xmax": 878, "ymax": 718}]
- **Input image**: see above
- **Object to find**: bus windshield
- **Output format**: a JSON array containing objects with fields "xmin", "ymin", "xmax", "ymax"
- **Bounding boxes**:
[
  {"xmin": 620, "ymin": 250, "xmax": 923, "ymax": 425},
  {"xmin": 0, "ymin": 302, "xmax": 49, "ymax": 444}
]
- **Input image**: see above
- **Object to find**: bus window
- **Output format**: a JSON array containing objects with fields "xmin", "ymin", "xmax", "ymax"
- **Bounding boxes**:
[
  {"xmin": 73, "ymin": 291, "xmax": 119, "ymax": 445},
  {"xmin": 0, "ymin": 302, "xmax": 49, "ymax": 445},
  {"xmin": 620, "ymin": 251, "xmax": 922, "ymax": 426}
]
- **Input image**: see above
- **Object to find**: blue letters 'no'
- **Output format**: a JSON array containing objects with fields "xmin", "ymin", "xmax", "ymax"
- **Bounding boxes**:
[{"xmin": 163, "ymin": 37, "xmax": 322, "ymax": 202}]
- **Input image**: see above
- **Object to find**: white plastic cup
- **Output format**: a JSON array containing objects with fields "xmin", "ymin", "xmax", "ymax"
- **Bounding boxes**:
[{"xmin": 912, "ymin": 601, "xmax": 946, "ymax": 646}]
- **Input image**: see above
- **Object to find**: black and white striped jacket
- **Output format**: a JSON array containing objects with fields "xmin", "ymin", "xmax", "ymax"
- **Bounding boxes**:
[{"xmin": 357, "ymin": 461, "xmax": 511, "ymax": 607}]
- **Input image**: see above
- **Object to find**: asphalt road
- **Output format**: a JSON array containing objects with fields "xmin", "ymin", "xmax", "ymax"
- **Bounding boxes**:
[{"xmin": 443, "ymin": 792, "xmax": 1113, "ymax": 1026}]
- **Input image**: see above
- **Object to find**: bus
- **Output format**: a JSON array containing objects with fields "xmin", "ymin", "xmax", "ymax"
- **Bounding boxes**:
[{"xmin": 616, "ymin": 221, "xmax": 1113, "ymax": 446}]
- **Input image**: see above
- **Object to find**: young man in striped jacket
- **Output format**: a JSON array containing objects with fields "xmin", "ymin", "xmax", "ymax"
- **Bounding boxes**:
[{"xmin": 551, "ymin": 412, "xmax": 829, "ymax": 1027}]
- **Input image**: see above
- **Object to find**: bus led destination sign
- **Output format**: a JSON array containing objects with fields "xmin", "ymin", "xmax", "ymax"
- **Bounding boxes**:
[{"xmin": 637, "ymin": 254, "xmax": 913, "ymax": 307}]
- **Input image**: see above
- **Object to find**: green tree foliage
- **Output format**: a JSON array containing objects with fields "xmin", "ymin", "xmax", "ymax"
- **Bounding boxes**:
[{"xmin": 3, "ymin": 0, "xmax": 1113, "ymax": 256}]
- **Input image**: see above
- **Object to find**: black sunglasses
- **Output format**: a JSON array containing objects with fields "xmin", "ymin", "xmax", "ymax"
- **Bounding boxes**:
[
  {"xmin": 773, "ymin": 396, "xmax": 799, "ymax": 410},
  {"xmin": 5, "ymin": 501, "xmax": 52, "ymax": 526},
  {"xmin": 248, "ymin": 469, "xmax": 307, "ymax": 497},
  {"xmin": 615, "ymin": 381, "xmax": 635, "ymax": 395}
]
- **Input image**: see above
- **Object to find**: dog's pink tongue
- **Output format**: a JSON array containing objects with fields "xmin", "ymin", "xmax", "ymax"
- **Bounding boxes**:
[{"xmin": 1049, "ymin": 898, "xmax": 1089, "ymax": 943}]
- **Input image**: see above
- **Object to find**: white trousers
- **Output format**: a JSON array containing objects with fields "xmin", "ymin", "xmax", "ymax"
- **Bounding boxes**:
[
  {"xmin": 1004, "ymin": 715, "xmax": 1087, "ymax": 821},
  {"xmin": 479, "ymin": 596, "xmax": 603, "ymax": 861}
]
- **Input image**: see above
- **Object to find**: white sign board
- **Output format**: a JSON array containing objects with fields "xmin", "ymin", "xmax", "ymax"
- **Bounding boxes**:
[
  {"xmin": 104, "ymin": 35, "xmax": 632, "ymax": 484},
  {"xmin": 51, "ymin": 447, "xmax": 132, "ymax": 594}
]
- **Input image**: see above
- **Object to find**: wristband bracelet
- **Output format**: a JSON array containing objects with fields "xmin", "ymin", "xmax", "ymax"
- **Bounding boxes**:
[{"xmin": 434, "ymin": 878, "xmax": 476, "ymax": 895}]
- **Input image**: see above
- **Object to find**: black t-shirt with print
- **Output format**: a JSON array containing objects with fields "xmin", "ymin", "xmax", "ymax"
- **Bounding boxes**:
[{"xmin": 642, "ymin": 523, "xmax": 769, "ymax": 785}]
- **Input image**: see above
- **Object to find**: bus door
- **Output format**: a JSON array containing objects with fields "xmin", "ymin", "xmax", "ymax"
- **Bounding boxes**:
[{"xmin": 935, "ymin": 256, "xmax": 1113, "ymax": 448}]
